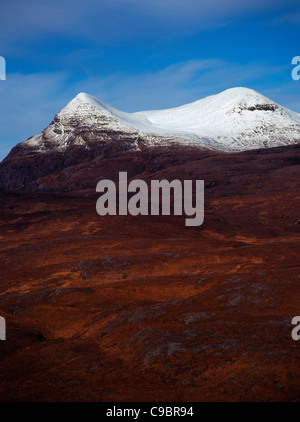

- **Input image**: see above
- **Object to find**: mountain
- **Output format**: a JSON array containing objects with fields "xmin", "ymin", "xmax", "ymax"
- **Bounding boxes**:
[
  {"xmin": 1, "ymin": 87, "xmax": 300, "ymax": 192},
  {"xmin": 1, "ymin": 142, "xmax": 300, "ymax": 401},
  {"xmin": 1, "ymin": 89, "xmax": 300, "ymax": 401},
  {"xmin": 10, "ymin": 87, "xmax": 300, "ymax": 153},
  {"xmin": 135, "ymin": 87, "xmax": 300, "ymax": 150}
]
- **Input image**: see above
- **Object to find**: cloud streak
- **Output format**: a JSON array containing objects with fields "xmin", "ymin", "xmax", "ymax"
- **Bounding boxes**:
[{"xmin": 0, "ymin": 71, "xmax": 68, "ymax": 158}]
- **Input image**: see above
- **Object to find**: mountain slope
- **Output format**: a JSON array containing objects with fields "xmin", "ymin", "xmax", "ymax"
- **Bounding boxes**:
[
  {"xmin": 20, "ymin": 87, "xmax": 300, "ymax": 153},
  {"xmin": 135, "ymin": 87, "xmax": 300, "ymax": 150},
  {"xmin": 9, "ymin": 87, "xmax": 300, "ymax": 156},
  {"xmin": 1, "ymin": 143, "xmax": 300, "ymax": 400},
  {"xmin": 20, "ymin": 92, "xmax": 193, "ymax": 156},
  {"xmin": 1, "ymin": 87, "xmax": 300, "ymax": 191}
]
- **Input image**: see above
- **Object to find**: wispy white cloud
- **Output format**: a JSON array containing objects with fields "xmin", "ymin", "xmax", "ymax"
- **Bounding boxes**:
[
  {"xmin": 74, "ymin": 59, "xmax": 290, "ymax": 112},
  {"xmin": 0, "ymin": 71, "xmax": 68, "ymax": 158}
]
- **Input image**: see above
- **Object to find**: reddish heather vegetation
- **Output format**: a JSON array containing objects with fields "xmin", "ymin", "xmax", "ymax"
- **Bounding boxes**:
[{"xmin": 0, "ymin": 145, "xmax": 300, "ymax": 401}]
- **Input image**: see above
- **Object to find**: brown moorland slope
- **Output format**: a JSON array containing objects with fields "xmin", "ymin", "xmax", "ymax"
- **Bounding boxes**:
[{"xmin": 0, "ymin": 145, "xmax": 300, "ymax": 401}]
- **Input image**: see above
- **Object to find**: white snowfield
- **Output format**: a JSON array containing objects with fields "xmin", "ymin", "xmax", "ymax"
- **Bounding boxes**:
[{"xmin": 25, "ymin": 87, "xmax": 300, "ymax": 152}]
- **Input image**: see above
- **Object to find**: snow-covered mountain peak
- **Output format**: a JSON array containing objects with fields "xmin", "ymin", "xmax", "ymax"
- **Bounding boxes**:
[
  {"xmin": 214, "ymin": 86, "xmax": 270, "ymax": 103},
  {"xmin": 22, "ymin": 87, "xmax": 300, "ymax": 153},
  {"xmin": 58, "ymin": 92, "xmax": 115, "ymax": 116},
  {"xmin": 133, "ymin": 87, "xmax": 300, "ymax": 149},
  {"xmin": 207, "ymin": 87, "xmax": 281, "ymax": 113}
]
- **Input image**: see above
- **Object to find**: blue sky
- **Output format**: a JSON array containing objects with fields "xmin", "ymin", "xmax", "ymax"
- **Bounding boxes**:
[{"xmin": 0, "ymin": 0, "xmax": 300, "ymax": 160}]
